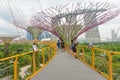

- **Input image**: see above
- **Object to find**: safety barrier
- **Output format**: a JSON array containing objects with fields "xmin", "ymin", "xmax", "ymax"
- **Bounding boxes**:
[
  {"xmin": 76, "ymin": 45, "xmax": 120, "ymax": 80},
  {"xmin": 0, "ymin": 43, "xmax": 57, "ymax": 80}
]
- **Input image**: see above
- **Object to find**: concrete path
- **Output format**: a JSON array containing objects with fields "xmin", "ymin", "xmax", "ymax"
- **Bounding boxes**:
[{"xmin": 31, "ymin": 51, "xmax": 107, "ymax": 80}]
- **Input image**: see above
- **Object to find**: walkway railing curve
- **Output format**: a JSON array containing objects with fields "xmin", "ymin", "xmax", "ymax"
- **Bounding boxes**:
[
  {"xmin": 0, "ymin": 42, "xmax": 57, "ymax": 80},
  {"xmin": 76, "ymin": 45, "xmax": 120, "ymax": 80}
]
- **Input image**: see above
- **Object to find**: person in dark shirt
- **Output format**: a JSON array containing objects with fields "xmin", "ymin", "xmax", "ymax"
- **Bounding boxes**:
[
  {"xmin": 57, "ymin": 40, "xmax": 61, "ymax": 49},
  {"xmin": 71, "ymin": 42, "xmax": 78, "ymax": 58},
  {"xmin": 72, "ymin": 42, "xmax": 78, "ymax": 53}
]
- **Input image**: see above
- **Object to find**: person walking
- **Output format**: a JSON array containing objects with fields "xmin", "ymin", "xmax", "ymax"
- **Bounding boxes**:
[
  {"xmin": 57, "ymin": 40, "xmax": 61, "ymax": 50},
  {"xmin": 72, "ymin": 42, "xmax": 78, "ymax": 59}
]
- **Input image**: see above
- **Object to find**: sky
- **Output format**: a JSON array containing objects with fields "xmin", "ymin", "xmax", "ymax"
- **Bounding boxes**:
[{"xmin": 0, "ymin": 0, "xmax": 120, "ymax": 40}]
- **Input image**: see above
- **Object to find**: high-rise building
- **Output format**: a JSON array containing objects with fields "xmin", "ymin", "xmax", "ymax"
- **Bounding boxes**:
[
  {"xmin": 26, "ymin": 31, "xmax": 51, "ymax": 40},
  {"xmin": 111, "ymin": 29, "xmax": 115, "ymax": 40},
  {"xmin": 39, "ymin": 31, "xmax": 51, "ymax": 40},
  {"xmin": 26, "ymin": 32, "xmax": 33, "ymax": 40},
  {"xmin": 111, "ymin": 29, "xmax": 118, "ymax": 41},
  {"xmin": 84, "ymin": 12, "xmax": 100, "ymax": 42}
]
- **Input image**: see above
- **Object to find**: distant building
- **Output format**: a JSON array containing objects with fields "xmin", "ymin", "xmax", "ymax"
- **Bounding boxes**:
[
  {"xmin": 26, "ymin": 31, "xmax": 51, "ymax": 40},
  {"xmin": 111, "ymin": 29, "xmax": 118, "ymax": 41},
  {"xmin": 26, "ymin": 32, "xmax": 33, "ymax": 40},
  {"xmin": 39, "ymin": 31, "xmax": 51, "ymax": 40},
  {"xmin": 50, "ymin": 34, "xmax": 58, "ymax": 41},
  {"xmin": 111, "ymin": 29, "xmax": 116, "ymax": 41},
  {"xmin": 84, "ymin": 12, "xmax": 101, "ymax": 43}
]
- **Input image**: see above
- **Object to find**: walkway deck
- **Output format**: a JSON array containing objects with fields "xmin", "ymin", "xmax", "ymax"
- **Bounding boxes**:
[{"xmin": 31, "ymin": 51, "xmax": 107, "ymax": 80}]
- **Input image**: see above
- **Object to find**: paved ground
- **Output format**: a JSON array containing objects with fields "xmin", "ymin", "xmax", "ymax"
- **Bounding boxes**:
[
  {"xmin": 0, "ymin": 76, "xmax": 11, "ymax": 80},
  {"xmin": 19, "ymin": 65, "xmax": 31, "ymax": 78},
  {"xmin": 31, "ymin": 51, "xmax": 107, "ymax": 80}
]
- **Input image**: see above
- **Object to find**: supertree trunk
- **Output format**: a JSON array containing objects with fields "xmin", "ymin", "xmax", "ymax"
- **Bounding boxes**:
[
  {"xmin": 4, "ymin": 43, "xmax": 10, "ymax": 57},
  {"xmin": 28, "ymin": 26, "xmax": 42, "ymax": 40},
  {"xmin": 33, "ymin": 40, "xmax": 40, "ymax": 68}
]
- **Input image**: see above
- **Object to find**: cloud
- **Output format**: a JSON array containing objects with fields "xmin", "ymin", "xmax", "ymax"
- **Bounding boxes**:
[
  {"xmin": 0, "ymin": 18, "xmax": 26, "ymax": 35},
  {"xmin": 0, "ymin": 18, "xmax": 16, "ymax": 32},
  {"xmin": 0, "ymin": 1, "xmax": 12, "ymax": 22}
]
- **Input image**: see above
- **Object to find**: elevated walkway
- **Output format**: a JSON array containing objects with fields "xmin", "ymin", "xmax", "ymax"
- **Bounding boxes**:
[{"xmin": 31, "ymin": 51, "xmax": 107, "ymax": 80}]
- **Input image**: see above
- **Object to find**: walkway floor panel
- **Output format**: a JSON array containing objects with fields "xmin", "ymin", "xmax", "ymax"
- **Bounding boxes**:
[{"xmin": 31, "ymin": 51, "xmax": 107, "ymax": 80}]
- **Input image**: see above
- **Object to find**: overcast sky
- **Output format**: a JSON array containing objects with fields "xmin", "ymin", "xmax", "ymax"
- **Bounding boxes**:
[{"xmin": 0, "ymin": 0, "xmax": 120, "ymax": 40}]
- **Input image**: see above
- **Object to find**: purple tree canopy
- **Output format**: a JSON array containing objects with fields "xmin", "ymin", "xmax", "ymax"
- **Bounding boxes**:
[{"xmin": 32, "ymin": 2, "xmax": 120, "ymax": 44}]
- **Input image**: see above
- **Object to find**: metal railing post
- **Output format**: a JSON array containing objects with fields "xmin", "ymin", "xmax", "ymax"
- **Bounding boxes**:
[
  {"xmin": 52, "ymin": 48, "xmax": 54, "ymax": 57},
  {"xmin": 108, "ymin": 52, "xmax": 113, "ymax": 80},
  {"xmin": 82, "ymin": 47, "xmax": 85, "ymax": 61},
  {"xmin": 48, "ymin": 48, "xmax": 50, "ymax": 61},
  {"xmin": 14, "ymin": 57, "xmax": 18, "ymax": 80},
  {"xmin": 76, "ymin": 46, "xmax": 79, "ymax": 59},
  {"xmin": 42, "ymin": 49, "xmax": 45, "ymax": 65},
  {"xmin": 32, "ymin": 51, "xmax": 36, "ymax": 73},
  {"xmin": 91, "ymin": 48, "xmax": 95, "ymax": 69}
]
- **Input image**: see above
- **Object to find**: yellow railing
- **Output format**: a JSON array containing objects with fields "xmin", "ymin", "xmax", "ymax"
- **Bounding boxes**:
[
  {"xmin": 76, "ymin": 45, "xmax": 120, "ymax": 80},
  {"xmin": 0, "ymin": 43, "xmax": 56, "ymax": 80}
]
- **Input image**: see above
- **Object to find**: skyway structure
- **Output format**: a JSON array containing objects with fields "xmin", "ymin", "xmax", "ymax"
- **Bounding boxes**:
[{"xmin": 52, "ymin": 9, "xmax": 107, "ymax": 42}]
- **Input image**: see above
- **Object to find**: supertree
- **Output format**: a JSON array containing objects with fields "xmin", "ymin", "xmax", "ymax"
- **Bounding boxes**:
[
  {"xmin": 14, "ymin": 19, "xmax": 42, "ymax": 41},
  {"xmin": 0, "ymin": 33, "xmax": 20, "ymax": 57},
  {"xmin": 4, "ymin": 0, "xmax": 43, "ymax": 68},
  {"xmin": 31, "ymin": 2, "xmax": 120, "ymax": 48},
  {"xmin": 12, "ymin": 15, "xmax": 42, "ymax": 69},
  {"xmin": 3, "ymin": 0, "xmax": 43, "ymax": 42}
]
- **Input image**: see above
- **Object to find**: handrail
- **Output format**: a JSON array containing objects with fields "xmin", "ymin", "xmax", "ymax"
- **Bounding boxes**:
[
  {"xmin": 0, "ymin": 43, "xmax": 57, "ymax": 80},
  {"xmin": 0, "ymin": 51, "xmax": 33, "ymax": 61},
  {"xmin": 76, "ymin": 45, "xmax": 120, "ymax": 80},
  {"xmin": 26, "ymin": 44, "xmax": 56, "ymax": 80}
]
